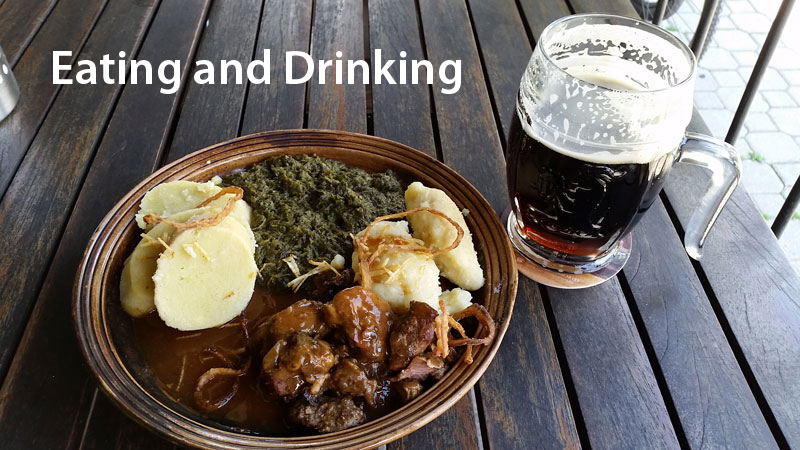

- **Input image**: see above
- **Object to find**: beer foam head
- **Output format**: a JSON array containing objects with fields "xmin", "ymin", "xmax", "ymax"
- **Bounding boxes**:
[{"xmin": 517, "ymin": 14, "xmax": 695, "ymax": 164}]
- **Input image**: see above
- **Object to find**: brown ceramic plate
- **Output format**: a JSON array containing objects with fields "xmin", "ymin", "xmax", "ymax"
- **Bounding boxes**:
[{"xmin": 73, "ymin": 130, "xmax": 518, "ymax": 449}]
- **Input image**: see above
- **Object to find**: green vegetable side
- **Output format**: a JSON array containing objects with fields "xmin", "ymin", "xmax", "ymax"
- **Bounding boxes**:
[{"xmin": 223, "ymin": 155, "xmax": 405, "ymax": 290}]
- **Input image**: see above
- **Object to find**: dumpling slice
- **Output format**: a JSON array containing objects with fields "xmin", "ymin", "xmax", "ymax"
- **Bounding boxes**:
[
  {"xmin": 352, "ymin": 220, "xmax": 442, "ymax": 313},
  {"xmin": 135, "ymin": 179, "xmax": 222, "ymax": 229},
  {"xmin": 153, "ymin": 216, "xmax": 257, "ymax": 331},
  {"xmin": 121, "ymin": 206, "xmax": 232, "ymax": 317},
  {"xmin": 405, "ymin": 182, "xmax": 484, "ymax": 290}
]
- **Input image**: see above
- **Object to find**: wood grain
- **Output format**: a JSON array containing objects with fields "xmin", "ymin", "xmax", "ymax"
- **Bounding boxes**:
[
  {"xmin": 0, "ymin": 0, "xmax": 157, "ymax": 385},
  {"xmin": 306, "ymin": 0, "xmax": 366, "ymax": 133},
  {"xmin": 417, "ymin": 0, "xmax": 583, "ymax": 447},
  {"xmin": 166, "ymin": 0, "xmax": 263, "ymax": 162},
  {"xmin": 0, "ymin": 0, "xmax": 106, "ymax": 198},
  {"xmin": 0, "ymin": 2, "xmax": 209, "ymax": 448},
  {"xmin": 517, "ymin": 0, "xmax": 571, "ymax": 42},
  {"xmin": 368, "ymin": 0, "xmax": 436, "ymax": 157},
  {"xmin": 480, "ymin": 278, "xmax": 581, "ymax": 449},
  {"xmin": 548, "ymin": 281, "xmax": 681, "ymax": 449},
  {"xmin": 418, "ymin": 0, "xmax": 507, "ymax": 214},
  {"xmin": 466, "ymin": 0, "xmax": 532, "ymax": 140},
  {"xmin": 662, "ymin": 112, "xmax": 800, "ymax": 447},
  {"xmin": 624, "ymin": 198, "xmax": 778, "ymax": 449},
  {"xmin": 0, "ymin": 0, "xmax": 58, "ymax": 66},
  {"xmin": 80, "ymin": 395, "xmax": 178, "ymax": 450},
  {"xmin": 370, "ymin": 1, "xmax": 479, "ymax": 447},
  {"xmin": 240, "ymin": 0, "xmax": 312, "ymax": 134}
]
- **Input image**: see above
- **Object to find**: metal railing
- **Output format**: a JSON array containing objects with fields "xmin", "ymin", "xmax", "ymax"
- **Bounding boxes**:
[{"xmin": 653, "ymin": 0, "xmax": 799, "ymax": 238}]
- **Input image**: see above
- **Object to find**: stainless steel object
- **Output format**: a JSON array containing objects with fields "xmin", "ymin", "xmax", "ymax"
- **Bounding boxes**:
[{"xmin": 0, "ymin": 46, "xmax": 20, "ymax": 122}]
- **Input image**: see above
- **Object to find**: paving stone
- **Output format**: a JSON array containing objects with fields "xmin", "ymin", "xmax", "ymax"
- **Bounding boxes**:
[
  {"xmin": 738, "ymin": 67, "xmax": 788, "ymax": 90},
  {"xmin": 751, "ymin": 33, "xmax": 768, "ymax": 47},
  {"xmin": 789, "ymin": 87, "xmax": 800, "ymax": 105},
  {"xmin": 726, "ymin": 0, "xmax": 755, "ymax": 13},
  {"xmin": 718, "ymin": 16, "xmax": 736, "ymax": 30},
  {"xmin": 750, "ymin": 193, "xmax": 788, "ymax": 218},
  {"xmin": 700, "ymin": 48, "xmax": 739, "ymax": 70},
  {"xmin": 694, "ymin": 70, "xmax": 719, "ymax": 91},
  {"xmin": 769, "ymin": 107, "xmax": 800, "ymax": 136},
  {"xmin": 774, "ymin": 162, "xmax": 800, "ymax": 185},
  {"xmin": 714, "ymin": 70, "xmax": 746, "ymax": 87},
  {"xmin": 762, "ymin": 90, "xmax": 798, "ymax": 107},
  {"xmin": 770, "ymin": 48, "xmax": 800, "ymax": 70},
  {"xmin": 732, "ymin": 50, "xmax": 758, "ymax": 66},
  {"xmin": 734, "ymin": 138, "xmax": 751, "ymax": 155},
  {"xmin": 745, "ymin": 112, "xmax": 777, "ymax": 131},
  {"xmin": 698, "ymin": 108, "xmax": 734, "ymax": 138},
  {"xmin": 747, "ymin": 132, "xmax": 800, "ymax": 162},
  {"xmin": 784, "ymin": 71, "xmax": 800, "ymax": 85},
  {"xmin": 714, "ymin": 30, "xmax": 759, "ymax": 51},
  {"xmin": 730, "ymin": 12, "xmax": 773, "ymax": 33},
  {"xmin": 693, "ymin": 91, "xmax": 724, "ymax": 109},
  {"xmin": 778, "ymin": 220, "xmax": 800, "ymax": 265},
  {"xmin": 741, "ymin": 159, "xmax": 785, "ymax": 194}
]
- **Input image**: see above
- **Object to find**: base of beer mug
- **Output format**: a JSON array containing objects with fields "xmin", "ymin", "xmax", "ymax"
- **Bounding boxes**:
[{"xmin": 505, "ymin": 211, "xmax": 631, "ymax": 289}]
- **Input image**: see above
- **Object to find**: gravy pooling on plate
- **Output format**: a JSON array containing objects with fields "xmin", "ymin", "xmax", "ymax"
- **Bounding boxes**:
[{"xmin": 123, "ymin": 155, "xmax": 496, "ymax": 435}]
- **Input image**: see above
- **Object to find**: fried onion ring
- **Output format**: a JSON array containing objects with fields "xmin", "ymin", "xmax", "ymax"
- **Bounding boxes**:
[
  {"xmin": 193, "ymin": 365, "xmax": 247, "ymax": 412},
  {"xmin": 143, "ymin": 186, "xmax": 244, "ymax": 230},
  {"xmin": 354, "ymin": 207, "xmax": 464, "ymax": 291}
]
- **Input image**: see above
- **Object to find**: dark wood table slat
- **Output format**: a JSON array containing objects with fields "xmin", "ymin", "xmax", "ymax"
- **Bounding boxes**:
[
  {"xmin": 0, "ymin": 0, "xmax": 106, "ymax": 198},
  {"xmin": 663, "ymin": 113, "xmax": 800, "ymax": 447},
  {"xmin": 166, "ymin": 0, "xmax": 263, "ymax": 162},
  {"xmin": 0, "ymin": 0, "xmax": 158, "ymax": 385},
  {"xmin": 465, "ymin": 2, "xmax": 583, "ymax": 448},
  {"xmin": 368, "ymin": 0, "xmax": 436, "ymax": 157},
  {"xmin": 0, "ymin": 1, "xmax": 209, "ymax": 447},
  {"xmin": 466, "ymin": 0, "xmax": 531, "ymax": 141},
  {"xmin": 625, "ymin": 198, "xmax": 778, "ymax": 449},
  {"xmin": 548, "ymin": 281, "xmax": 681, "ymax": 450},
  {"xmin": 469, "ymin": 1, "xmax": 683, "ymax": 447},
  {"xmin": 240, "ymin": 0, "xmax": 312, "ymax": 134},
  {"xmin": 516, "ymin": 0, "xmax": 571, "ymax": 42},
  {"xmin": 368, "ymin": 3, "xmax": 483, "ymax": 448},
  {"xmin": 306, "ymin": 0, "xmax": 366, "ymax": 133},
  {"xmin": 80, "ymin": 393, "xmax": 178, "ymax": 450},
  {"xmin": 0, "ymin": 0, "xmax": 58, "ymax": 66},
  {"xmin": 417, "ymin": 0, "xmax": 507, "ymax": 215}
]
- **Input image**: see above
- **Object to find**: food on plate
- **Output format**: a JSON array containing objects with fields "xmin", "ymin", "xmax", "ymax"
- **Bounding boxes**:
[
  {"xmin": 350, "ymin": 219, "xmax": 442, "ymax": 313},
  {"xmin": 223, "ymin": 155, "xmax": 405, "ymax": 290},
  {"xmin": 123, "ymin": 155, "xmax": 496, "ymax": 435},
  {"xmin": 121, "ymin": 182, "xmax": 257, "ymax": 326},
  {"xmin": 153, "ymin": 216, "xmax": 258, "ymax": 331},
  {"xmin": 405, "ymin": 181, "xmax": 485, "ymax": 291}
]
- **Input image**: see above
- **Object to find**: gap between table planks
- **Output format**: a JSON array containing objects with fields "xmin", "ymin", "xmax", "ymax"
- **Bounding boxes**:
[{"xmin": 0, "ymin": 1, "xmax": 210, "ymax": 448}]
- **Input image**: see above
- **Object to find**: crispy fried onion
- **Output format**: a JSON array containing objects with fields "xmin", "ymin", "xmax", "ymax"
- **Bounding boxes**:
[
  {"xmin": 194, "ymin": 359, "xmax": 250, "ymax": 412},
  {"xmin": 433, "ymin": 300, "xmax": 496, "ymax": 364},
  {"xmin": 352, "ymin": 207, "xmax": 464, "ymax": 291},
  {"xmin": 143, "ymin": 186, "xmax": 244, "ymax": 230}
]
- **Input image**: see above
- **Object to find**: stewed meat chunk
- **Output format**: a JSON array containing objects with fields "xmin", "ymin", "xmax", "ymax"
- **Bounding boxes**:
[
  {"xmin": 266, "ymin": 300, "xmax": 329, "ymax": 341},
  {"xmin": 388, "ymin": 301, "xmax": 438, "ymax": 370},
  {"xmin": 394, "ymin": 380, "xmax": 424, "ymax": 403},
  {"xmin": 262, "ymin": 333, "xmax": 336, "ymax": 397},
  {"xmin": 290, "ymin": 396, "xmax": 366, "ymax": 433},
  {"xmin": 324, "ymin": 286, "xmax": 392, "ymax": 362},
  {"xmin": 392, "ymin": 353, "xmax": 446, "ymax": 382},
  {"xmin": 331, "ymin": 358, "xmax": 383, "ymax": 407}
]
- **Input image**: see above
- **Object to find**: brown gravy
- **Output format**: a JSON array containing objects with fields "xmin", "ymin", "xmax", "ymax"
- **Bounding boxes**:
[{"xmin": 132, "ymin": 286, "xmax": 402, "ymax": 435}]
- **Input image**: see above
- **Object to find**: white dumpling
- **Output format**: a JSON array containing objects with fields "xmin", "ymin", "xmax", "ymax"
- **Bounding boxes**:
[
  {"xmin": 135, "ymin": 179, "xmax": 222, "ymax": 229},
  {"xmin": 405, "ymin": 182, "xmax": 484, "ymax": 291}
]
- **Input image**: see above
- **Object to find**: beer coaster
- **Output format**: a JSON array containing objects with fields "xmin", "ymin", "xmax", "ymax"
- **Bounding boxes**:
[{"xmin": 502, "ymin": 209, "xmax": 631, "ymax": 289}]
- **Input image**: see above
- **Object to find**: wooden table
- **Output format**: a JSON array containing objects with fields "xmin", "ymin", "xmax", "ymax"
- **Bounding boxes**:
[{"xmin": 1, "ymin": 0, "xmax": 799, "ymax": 448}]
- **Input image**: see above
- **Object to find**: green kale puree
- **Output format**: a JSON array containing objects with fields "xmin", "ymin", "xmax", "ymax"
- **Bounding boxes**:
[{"xmin": 223, "ymin": 155, "xmax": 405, "ymax": 290}]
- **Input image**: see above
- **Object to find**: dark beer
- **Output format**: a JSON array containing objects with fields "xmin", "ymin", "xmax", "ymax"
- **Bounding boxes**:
[{"xmin": 506, "ymin": 113, "xmax": 676, "ymax": 259}]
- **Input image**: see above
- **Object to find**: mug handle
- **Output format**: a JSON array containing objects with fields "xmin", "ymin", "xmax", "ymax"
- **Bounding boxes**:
[{"xmin": 676, "ymin": 132, "xmax": 742, "ymax": 260}]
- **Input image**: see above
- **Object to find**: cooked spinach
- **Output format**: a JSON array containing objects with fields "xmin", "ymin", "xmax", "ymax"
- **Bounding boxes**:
[{"xmin": 223, "ymin": 155, "xmax": 405, "ymax": 290}]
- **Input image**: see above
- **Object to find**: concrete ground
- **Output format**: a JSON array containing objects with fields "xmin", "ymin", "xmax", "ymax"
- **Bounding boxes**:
[{"xmin": 664, "ymin": 0, "xmax": 800, "ymax": 274}]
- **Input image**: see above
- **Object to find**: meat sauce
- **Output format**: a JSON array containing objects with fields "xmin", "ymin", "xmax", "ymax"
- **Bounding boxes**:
[{"xmin": 132, "ymin": 286, "xmax": 404, "ymax": 435}]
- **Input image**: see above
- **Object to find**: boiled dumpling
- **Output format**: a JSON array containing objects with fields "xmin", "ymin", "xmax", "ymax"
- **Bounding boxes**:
[{"xmin": 405, "ymin": 182, "xmax": 484, "ymax": 290}]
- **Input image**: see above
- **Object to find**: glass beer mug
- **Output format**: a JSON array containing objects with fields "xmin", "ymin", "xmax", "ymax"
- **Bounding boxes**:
[{"xmin": 506, "ymin": 14, "xmax": 741, "ymax": 281}]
